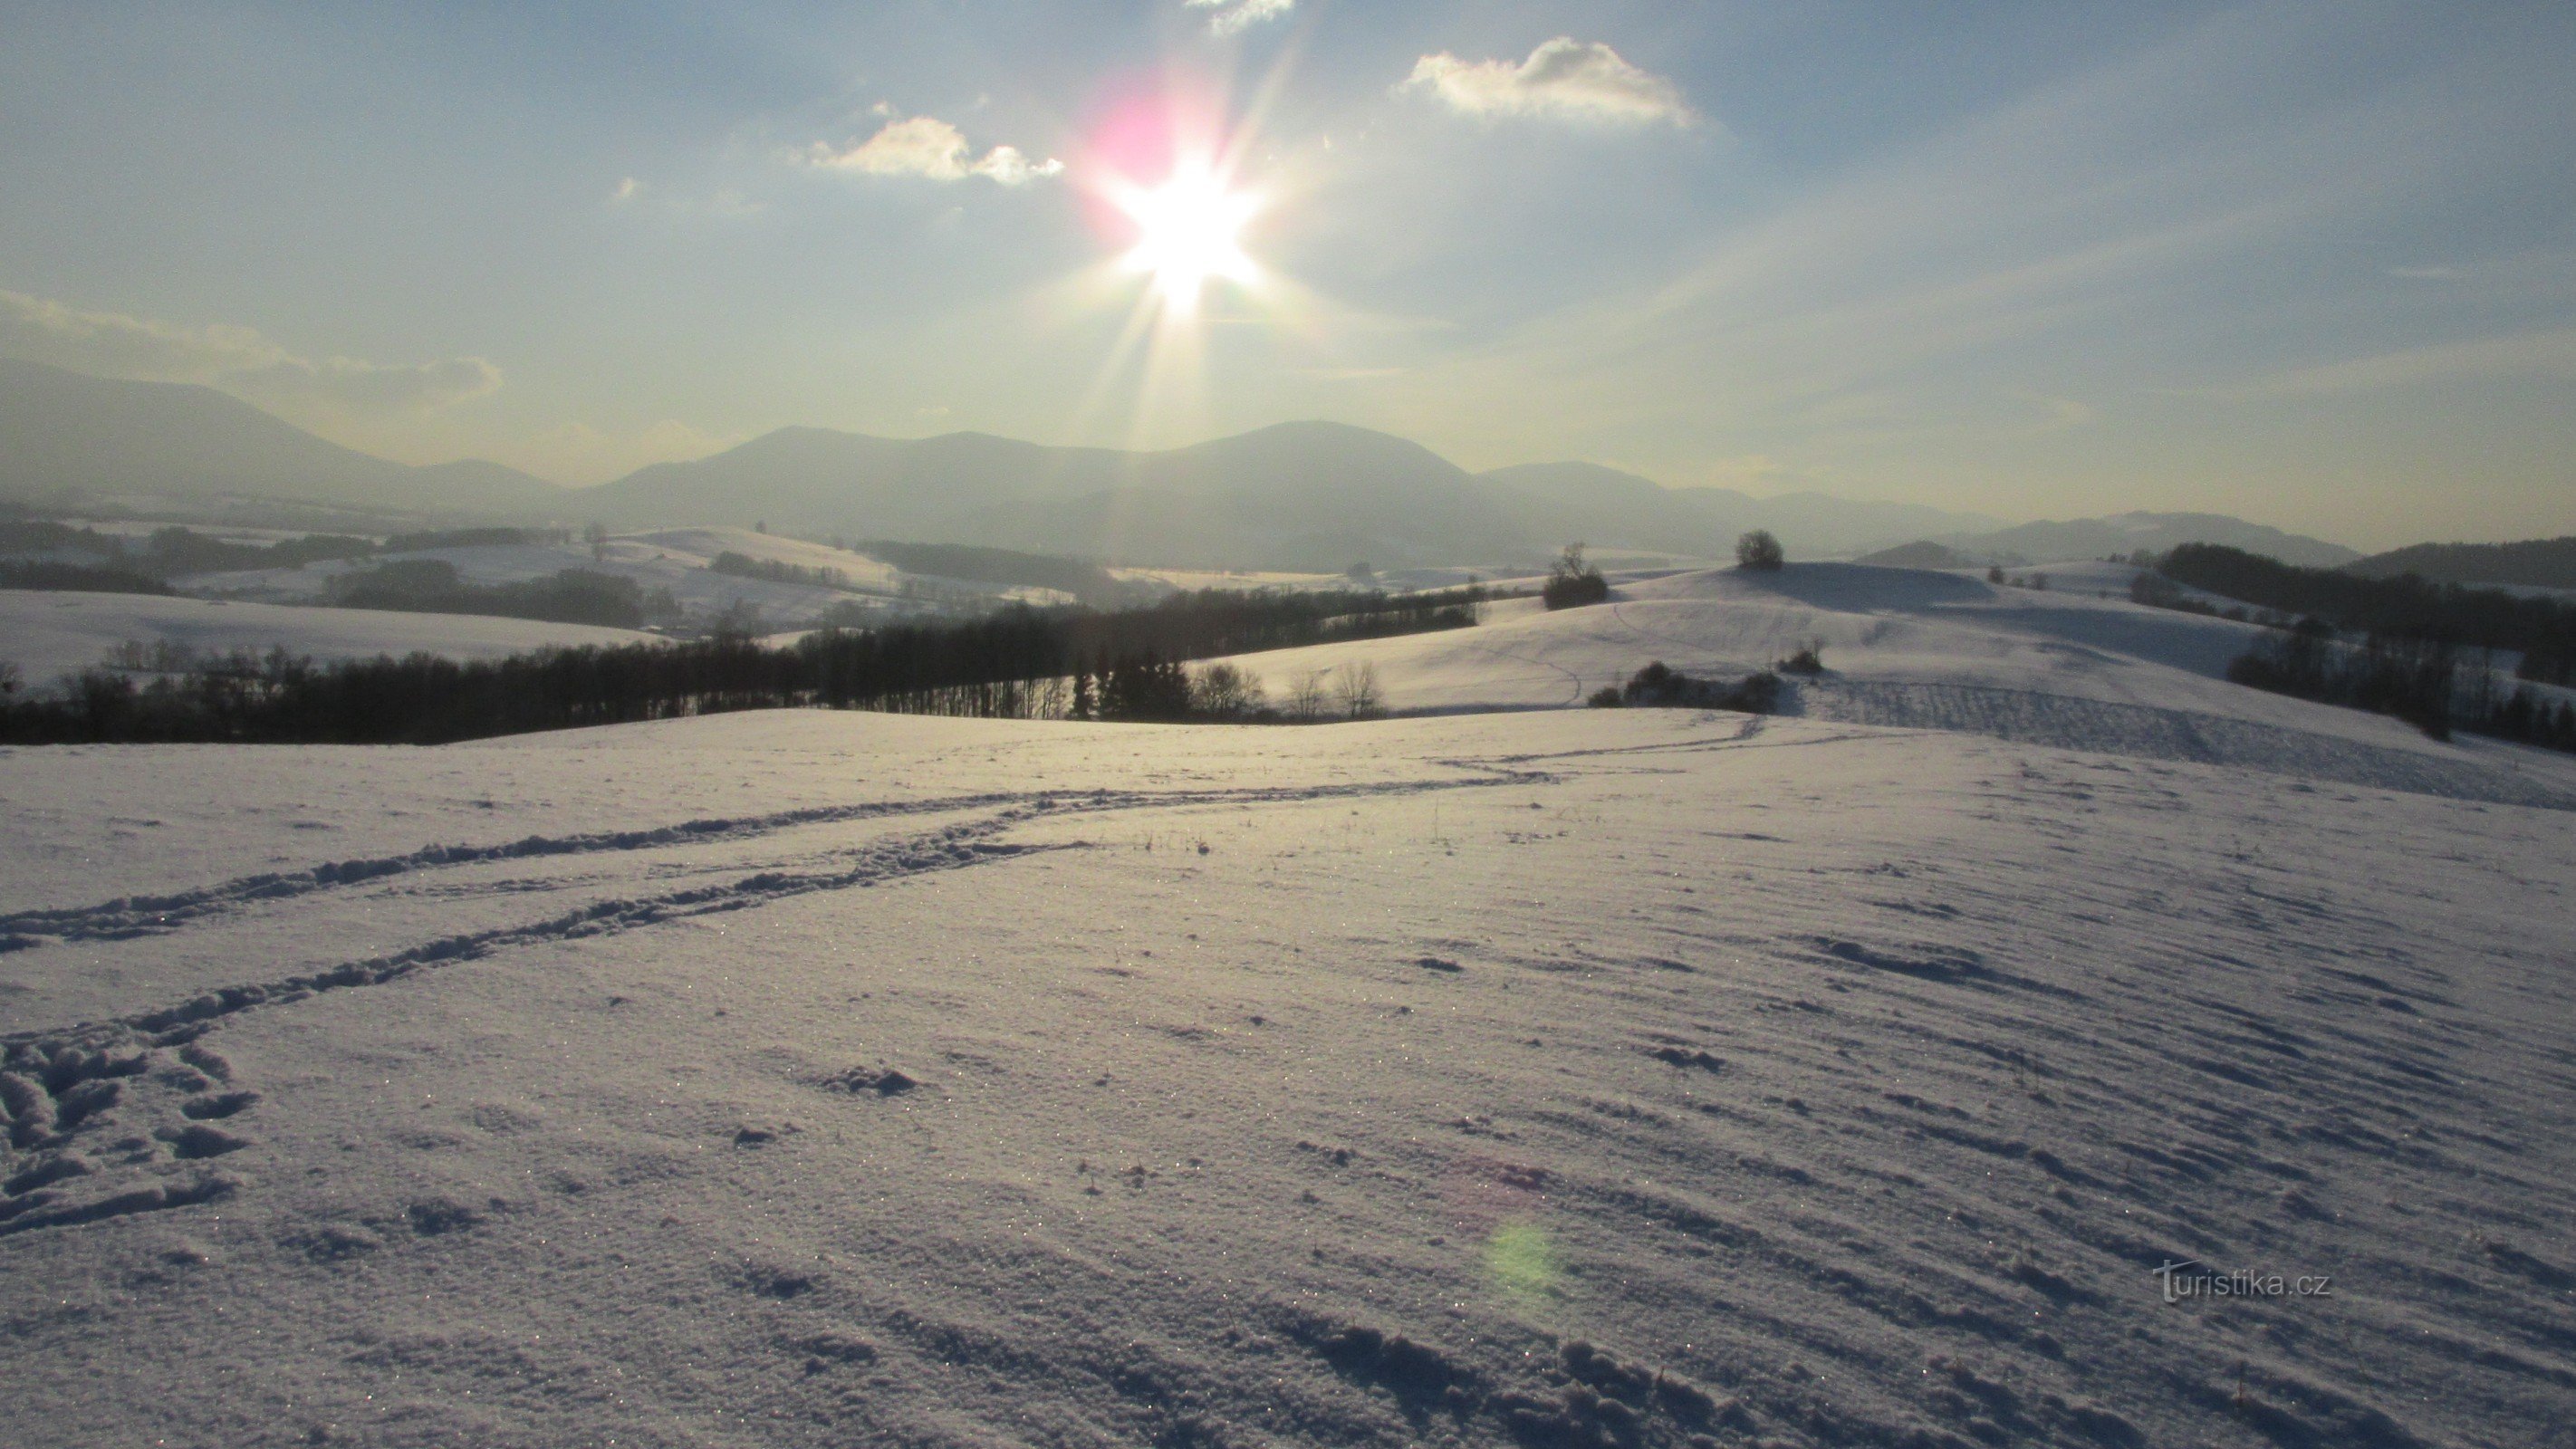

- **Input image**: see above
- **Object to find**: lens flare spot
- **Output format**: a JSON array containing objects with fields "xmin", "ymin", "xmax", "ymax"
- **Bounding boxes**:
[{"xmin": 1484, "ymin": 1221, "xmax": 1562, "ymax": 1300}]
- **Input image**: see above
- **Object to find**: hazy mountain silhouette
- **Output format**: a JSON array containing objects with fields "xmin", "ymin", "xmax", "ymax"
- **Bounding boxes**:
[
  {"xmin": 0, "ymin": 358, "xmax": 562, "ymax": 518},
  {"xmin": 0, "ymin": 360, "xmax": 2365, "ymax": 571},
  {"xmin": 1931, "ymin": 513, "xmax": 2360, "ymax": 568},
  {"xmin": 589, "ymin": 420, "xmax": 1528, "ymax": 570},
  {"xmin": 1475, "ymin": 461, "xmax": 1997, "ymax": 557},
  {"xmin": 590, "ymin": 427, "xmax": 1999, "ymax": 567},
  {"xmin": 2344, "ymin": 536, "xmax": 2576, "ymax": 589}
]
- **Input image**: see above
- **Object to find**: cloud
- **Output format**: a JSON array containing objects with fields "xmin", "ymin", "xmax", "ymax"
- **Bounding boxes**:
[
  {"xmin": 2221, "ymin": 328, "xmax": 2576, "ymax": 399},
  {"xmin": 808, "ymin": 115, "xmax": 1063, "ymax": 185},
  {"xmin": 1187, "ymin": 0, "xmax": 1292, "ymax": 36},
  {"xmin": 0, "ymin": 289, "xmax": 499, "ymax": 411},
  {"xmin": 235, "ymin": 355, "xmax": 503, "ymax": 411},
  {"xmin": 1405, "ymin": 38, "xmax": 1693, "ymax": 126}
]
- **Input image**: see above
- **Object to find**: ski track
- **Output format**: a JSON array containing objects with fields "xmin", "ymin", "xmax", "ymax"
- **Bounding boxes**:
[
  {"xmin": 0, "ymin": 763, "xmax": 1559, "ymax": 1243},
  {"xmin": 0, "ymin": 764, "xmax": 1553, "ymax": 954}
]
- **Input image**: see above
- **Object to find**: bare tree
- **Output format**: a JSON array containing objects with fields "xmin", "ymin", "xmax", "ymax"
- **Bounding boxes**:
[
  {"xmin": 1331, "ymin": 661, "xmax": 1384, "ymax": 720},
  {"xmin": 1735, "ymin": 530, "xmax": 1784, "ymax": 571},
  {"xmin": 1189, "ymin": 663, "xmax": 1267, "ymax": 720},
  {"xmin": 1285, "ymin": 667, "xmax": 1331, "ymax": 723},
  {"xmin": 583, "ymin": 520, "xmax": 610, "ymax": 561}
]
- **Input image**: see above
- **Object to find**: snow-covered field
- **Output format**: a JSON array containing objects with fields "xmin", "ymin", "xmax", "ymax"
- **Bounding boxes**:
[
  {"xmin": 1211, "ymin": 563, "xmax": 2576, "ymax": 810},
  {"xmin": 187, "ymin": 525, "xmax": 1076, "ymax": 627},
  {"xmin": 0, "ymin": 589, "xmax": 662, "ymax": 686},
  {"xmin": 1, "ymin": 567, "xmax": 2571, "ymax": 1448}
]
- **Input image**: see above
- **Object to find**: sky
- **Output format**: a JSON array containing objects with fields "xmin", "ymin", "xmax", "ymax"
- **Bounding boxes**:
[{"xmin": 0, "ymin": 0, "xmax": 2570, "ymax": 548}]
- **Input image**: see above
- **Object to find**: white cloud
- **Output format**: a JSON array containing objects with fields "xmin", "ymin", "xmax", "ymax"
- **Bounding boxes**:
[
  {"xmin": 808, "ymin": 115, "xmax": 1063, "ymax": 185},
  {"xmin": 0, "ymin": 289, "xmax": 499, "ymax": 411},
  {"xmin": 610, "ymin": 177, "xmax": 643, "ymax": 203},
  {"xmin": 1187, "ymin": 0, "xmax": 1292, "ymax": 37},
  {"xmin": 1405, "ymin": 38, "xmax": 1693, "ymax": 127}
]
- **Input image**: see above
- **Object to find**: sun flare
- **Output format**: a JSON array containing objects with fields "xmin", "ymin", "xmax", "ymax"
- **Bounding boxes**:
[{"xmin": 1117, "ymin": 161, "xmax": 1259, "ymax": 310}]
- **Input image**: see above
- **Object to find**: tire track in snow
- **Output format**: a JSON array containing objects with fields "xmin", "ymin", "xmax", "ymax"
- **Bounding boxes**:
[
  {"xmin": 5, "ymin": 766, "xmax": 1557, "ymax": 1054},
  {"xmin": 0, "ymin": 766, "xmax": 1557, "ymax": 954},
  {"xmin": 0, "ymin": 763, "xmax": 1557, "ymax": 1242},
  {"xmin": 0, "ymin": 790, "xmax": 1033, "ymax": 952}
]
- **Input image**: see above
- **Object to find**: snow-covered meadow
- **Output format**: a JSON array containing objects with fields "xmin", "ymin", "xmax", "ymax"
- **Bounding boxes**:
[
  {"xmin": 0, "ymin": 589, "xmax": 663, "ymax": 687},
  {"xmin": 0, "ymin": 566, "xmax": 2570, "ymax": 1448}
]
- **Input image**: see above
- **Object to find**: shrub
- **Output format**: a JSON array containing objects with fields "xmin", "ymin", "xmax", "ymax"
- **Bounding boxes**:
[
  {"xmin": 1586, "ymin": 686, "xmax": 1624, "ymax": 708},
  {"xmin": 1612, "ymin": 660, "xmax": 1780, "ymax": 714},
  {"xmin": 1543, "ymin": 543, "xmax": 1610, "ymax": 609},
  {"xmin": 1775, "ymin": 639, "xmax": 1825, "ymax": 676},
  {"xmin": 1735, "ymin": 531, "xmax": 1784, "ymax": 571}
]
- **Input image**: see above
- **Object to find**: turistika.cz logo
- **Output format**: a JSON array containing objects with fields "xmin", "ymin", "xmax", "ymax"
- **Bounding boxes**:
[{"xmin": 2153, "ymin": 1259, "xmax": 2333, "ymax": 1303}]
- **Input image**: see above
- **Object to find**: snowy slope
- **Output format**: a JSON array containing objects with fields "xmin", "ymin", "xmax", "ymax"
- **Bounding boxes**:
[
  {"xmin": 0, "ymin": 589, "xmax": 662, "ymax": 686},
  {"xmin": 1206, "ymin": 563, "xmax": 2576, "ymax": 810},
  {"xmin": 188, "ymin": 525, "xmax": 1073, "ymax": 626},
  {"xmin": 0, "ymin": 707, "xmax": 2569, "ymax": 1449}
]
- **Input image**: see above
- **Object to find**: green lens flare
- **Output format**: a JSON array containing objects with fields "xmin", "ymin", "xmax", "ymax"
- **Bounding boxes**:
[{"xmin": 1485, "ymin": 1221, "xmax": 1562, "ymax": 1299}]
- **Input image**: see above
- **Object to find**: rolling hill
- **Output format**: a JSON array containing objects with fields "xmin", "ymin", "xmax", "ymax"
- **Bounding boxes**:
[
  {"xmin": 0, "ymin": 358, "xmax": 564, "ymax": 521},
  {"xmin": 2344, "ymin": 535, "xmax": 2576, "ymax": 589}
]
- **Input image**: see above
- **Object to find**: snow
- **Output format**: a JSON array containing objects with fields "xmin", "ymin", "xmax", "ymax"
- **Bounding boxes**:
[
  {"xmin": 0, "ymin": 588, "xmax": 662, "ymax": 686},
  {"xmin": 186, "ymin": 524, "xmax": 1076, "ymax": 627},
  {"xmin": 1205, "ymin": 563, "xmax": 2576, "ymax": 808},
  {"xmin": 1, "ymin": 564, "xmax": 2571, "ymax": 1448}
]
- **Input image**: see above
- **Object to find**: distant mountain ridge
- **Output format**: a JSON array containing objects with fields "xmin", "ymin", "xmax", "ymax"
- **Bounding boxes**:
[
  {"xmin": 2344, "ymin": 536, "xmax": 2576, "ymax": 589},
  {"xmin": 0, "ymin": 358, "xmax": 563, "ymax": 520},
  {"xmin": 1925, "ymin": 513, "xmax": 2360, "ymax": 570},
  {"xmin": 0, "ymin": 357, "xmax": 2368, "ymax": 571}
]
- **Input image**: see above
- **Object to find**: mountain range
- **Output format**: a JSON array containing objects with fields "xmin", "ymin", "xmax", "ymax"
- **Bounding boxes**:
[
  {"xmin": 0, "ymin": 358, "xmax": 564, "ymax": 522},
  {"xmin": 0, "ymin": 358, "xmax": 2365, "ymax": 571}
]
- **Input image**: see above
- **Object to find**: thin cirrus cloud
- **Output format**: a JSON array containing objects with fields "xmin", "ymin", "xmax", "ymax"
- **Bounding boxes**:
[
  {"xmin": 807, "ymin": 115, "xmax": 1064, "ymax": 186},
  {"xmin": 1404, "ymin": 37, "xmax": 1694, "ymax": 127},
  {"xmin": 1187, "ymin": 0, "xmax": 1293, "ymax": 37},
  {"xmin": 0, "ymin": 288, "xmax": 500, "ymax": 411}
]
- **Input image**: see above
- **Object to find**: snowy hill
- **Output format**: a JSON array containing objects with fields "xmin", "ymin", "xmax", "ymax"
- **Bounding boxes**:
[
  {"xmin": 0, "ymin": 559, "xmax": 2570, "ymax": 1447},
  {"xmin": 1199, "ymin": 561, "xmax": 2576, "ymax": 809},
  {"xmin": 185, "ymin": 524, "xmax": 1078, "ymax": 629},
  {"xmin": 0, "ymin": 589, "xmax": 661, "ymax": 686},
  {"xmin": 1, "ymin": 706, "xmax": 2570, "ymax": 1447}
]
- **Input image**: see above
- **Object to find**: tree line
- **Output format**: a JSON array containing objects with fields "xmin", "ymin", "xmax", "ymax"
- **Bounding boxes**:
[
  {"xmin": 2226, "ymin": 619, "xmax": 2576, "ymax": 753},
  {"xmin": 0, "ymin": 585, "xmax": 1478, "ymax": 745},
  {"xmin": 2156, "ymin": 543, "xmax": 2576, "ymax": 683}
]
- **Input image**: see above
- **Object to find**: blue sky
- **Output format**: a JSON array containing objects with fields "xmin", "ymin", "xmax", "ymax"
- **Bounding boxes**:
[{"xmin": 1, "ymin": 1, "xmax": 2569, "ymax": 546}]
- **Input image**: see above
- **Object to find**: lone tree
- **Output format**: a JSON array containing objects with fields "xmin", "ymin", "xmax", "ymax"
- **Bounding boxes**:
[
  {"xmin": 1543, "ymin": 542, "xmax": 1610, "ymax": 609},
  {"xmin": 1735, "ymin": 530, "xmax": 1785, "ymax": 571}
]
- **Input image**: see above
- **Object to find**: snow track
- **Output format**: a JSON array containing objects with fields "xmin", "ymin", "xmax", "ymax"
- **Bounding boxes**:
[{"xmin": 0, "ymin": 685, "xmax": 2569, "ymax": 1446}]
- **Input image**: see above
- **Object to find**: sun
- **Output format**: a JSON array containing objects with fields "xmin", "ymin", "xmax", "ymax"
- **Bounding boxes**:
[{"xmin": 1117, "ymin": 159, "xmax": 1258, "ymax": 310}]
